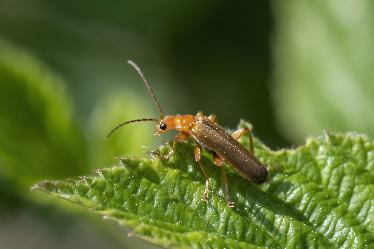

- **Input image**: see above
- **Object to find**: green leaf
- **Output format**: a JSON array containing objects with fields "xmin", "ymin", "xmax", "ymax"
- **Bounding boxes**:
[
  {"xmin": 87, "ymin": 89, "xmax": 160, "ymax": 170},
  {"xmin": 0, "ymin": 37, "xmax": 88, "ymax": 194},
  {"xmin": 32, "ymin": 121, "xmax": 374, "ymax": 248}
]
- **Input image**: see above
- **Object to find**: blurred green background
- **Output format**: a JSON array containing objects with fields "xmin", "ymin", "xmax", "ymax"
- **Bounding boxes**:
[{"xmin": 0, "ymin": 0, "xmax": 373, "ymax": 248}]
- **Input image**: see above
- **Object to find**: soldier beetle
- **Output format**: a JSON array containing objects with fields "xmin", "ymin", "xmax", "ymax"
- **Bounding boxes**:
[{"xmin": 108, "ymin": 61, "xmax": 269, "ymax": 207}]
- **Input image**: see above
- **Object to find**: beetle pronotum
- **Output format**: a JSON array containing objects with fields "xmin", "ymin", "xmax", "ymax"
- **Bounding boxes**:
[{"xmin": 108, "ymin": 61, "xmax": 269, "ymax": 207}]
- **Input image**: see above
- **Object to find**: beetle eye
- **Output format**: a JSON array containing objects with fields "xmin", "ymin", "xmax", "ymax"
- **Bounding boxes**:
[{"xmin": 159, "ymin": 123, "xmax": 167, "ymax": 130}]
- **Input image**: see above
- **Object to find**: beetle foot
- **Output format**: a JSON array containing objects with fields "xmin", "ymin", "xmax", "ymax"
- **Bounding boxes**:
[
  {"xmin": 202, "ymin": 190, "xmax": 209, "ymax": 201},
  {"xmin": 144, "ymin": 149, "xmax": 162, "ymax": 159},
  {"xmin": 268, "ymin": 164, "xmax": 283, "ymax": 170}
]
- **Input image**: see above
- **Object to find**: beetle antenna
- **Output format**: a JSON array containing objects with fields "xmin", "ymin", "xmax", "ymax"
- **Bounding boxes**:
[
  {"xmin": 127, "ymin": 60, "xmax": 164, "ymax": 120},
  {"xmin": 107, "ymin": 118, "xmax": 159, "ymax": 139}
]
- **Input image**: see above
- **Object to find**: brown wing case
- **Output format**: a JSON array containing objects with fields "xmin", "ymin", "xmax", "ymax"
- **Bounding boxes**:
[{"xmin": 190, "ymin": 117, "xmax": 268, "ymax": 184}]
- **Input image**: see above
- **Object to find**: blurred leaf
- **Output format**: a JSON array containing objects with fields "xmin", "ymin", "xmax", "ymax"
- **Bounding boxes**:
[
  {"xmin": 88, "ymin": 89, "xmax": 161, "ymax": 170},
  {"xmin": 33, "ymin": 121, "xmax": 374, "ymax": 248},
  {"xmin": 0, "ymin": 37, "xmax": 88, "ymax": 195},
  {"xmin": 272, "ymin": 0, "xmax": 374, "ymax": 143}
]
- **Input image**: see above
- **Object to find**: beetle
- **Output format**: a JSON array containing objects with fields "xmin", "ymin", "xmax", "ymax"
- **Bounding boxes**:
[{"xmin": 108, "ymin": 60, "xmax": 269, "ymax": 207}]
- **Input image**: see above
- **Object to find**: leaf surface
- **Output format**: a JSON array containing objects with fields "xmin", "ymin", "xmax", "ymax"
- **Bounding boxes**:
[{"xmin": 33, "ymin": 122, "xmax": 374, "ymax": 248}]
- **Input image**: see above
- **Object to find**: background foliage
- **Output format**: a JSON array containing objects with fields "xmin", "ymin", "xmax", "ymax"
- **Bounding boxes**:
[{"xmin": 0, "ymin": 0, "xmax": 373, "ymax": 248}]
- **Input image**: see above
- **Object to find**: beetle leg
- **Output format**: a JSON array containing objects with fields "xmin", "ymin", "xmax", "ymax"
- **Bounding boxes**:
[
  {"xmin": 194, "ymin": 145, "xmax": 210, "ymax": 200},
  {"xmin": 232, "ymin": 128, "xmax": 280, "ymax": 182},
  {"xmin": 208, "ymin": 114, "xmax": 217, "ymax": 123},
  {"xmin": 212, "ymin": 154, "xmax": 234, "ymax": 207},
  {"xmin": 212, "ymin": 154, "xmax": 223, "ymax": 167},
  {"xmin": 162, "ymin": 132, "xmax": 189, "ymax": 159},
  {"xmin": 232, "ymin": 127, "xmax": 254, "ymax": 155}
]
